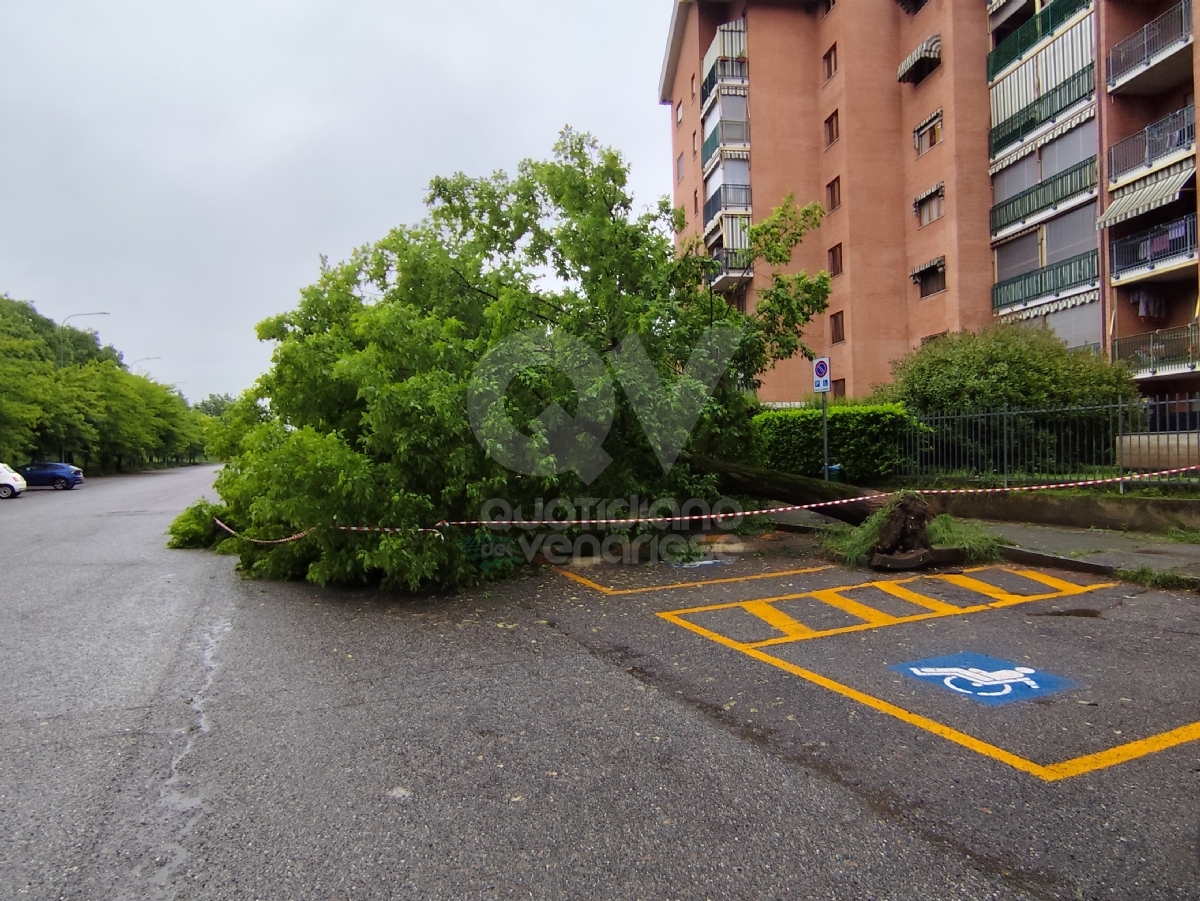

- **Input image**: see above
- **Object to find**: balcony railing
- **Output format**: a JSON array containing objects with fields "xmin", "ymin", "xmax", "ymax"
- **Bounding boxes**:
[
  {"xmin": 1113, "ymin": 323, "xmax": 1200, "ymax": 376},
  {"xmin": 992, "ymin": 249, "xmax": 1099, "ymax": 309},
  {"xmin": 1111, "ymin": 213, "xmax": 1198, "ymax": 276},
  {"xmin": 1108, "ymin": 105, "xmax": 1195, "ymax": 182},
  {"xmin": 709, "ymin": 247, "xmax": 754, "ymax": 282},
  {"xmin": 1108, "ymin": 0, "xmax": 1193, "ymax": 88},
  {"xmin": 988, "ymin": 0, "xmax": 1090, "ymax": 81},
  {"xmin": 989, "ymin": 63, "xmax": 1094, "ymax": 157},
  {"xmin": 702, "ymin": 184, "xmax": 752, "ymax": 226},
  {"xmin": 700, "ymin": 59, "xmax": 749, "ymax": 108},
  {"xmin": 701, "ymin": 120, "xmax": 750, "ymax": 167},
  {"xmin": 990, "ymin": 156, "xmax": 1097, "ymax": 234}
]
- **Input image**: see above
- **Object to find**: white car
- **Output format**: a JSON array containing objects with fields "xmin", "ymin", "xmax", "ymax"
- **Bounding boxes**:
[{"xmin": 0, "ymin": 464, "xmax": 26, "ymax": 499}]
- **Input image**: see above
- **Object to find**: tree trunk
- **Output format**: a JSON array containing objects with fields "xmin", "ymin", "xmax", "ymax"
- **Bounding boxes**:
[{"xmin": 683, "ymin": 454, "xmax": 888, "ymax": 527}]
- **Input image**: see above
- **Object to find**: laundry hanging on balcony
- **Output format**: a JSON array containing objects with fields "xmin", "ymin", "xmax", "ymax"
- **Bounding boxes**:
[
  {"xmin": 1096, "ymin": 165, "xmax": 1196, "ymax": 229},
  {"xmin": 1131, "ymin": 288, "xmax": 1167, "ymax": 321},
  {"xmin": 898, "ymin": 35, "xmax": 942, "ymax": 84}
]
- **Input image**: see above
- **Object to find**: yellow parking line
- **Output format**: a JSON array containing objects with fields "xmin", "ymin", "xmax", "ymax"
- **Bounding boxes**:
[
  {"xmin": 1043, "ymin": 721, "xmax": 1200, "ymax": 781},
  {"xmin": 741, "ymin": 601, "xmax": 817, "ymax": 640},
  {"xmin": 809, "ymin": 589, "xmax": 900, "ymax": 627},
  {"xmin": 871, "ymin": 581, "xmax": 963, "ymax": 615},
  {"xmin": 557, "ymin": 565, "xmax": 832, "ymax": 597}
]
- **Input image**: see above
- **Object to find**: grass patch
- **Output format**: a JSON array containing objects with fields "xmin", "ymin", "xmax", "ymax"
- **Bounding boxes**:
[
  {"xmin": 1116, "ymin": 566, "xmax": 1200, "ymax": 592},
  {"xmin": 816, "ymin": 499, "xmax": 1002, "ymax": 567},
  {"xmin": 927, "ymin": 515, "xmax": 1003, "ymax": 563},
  {"xmin": 1165, "ymin": 527, "xmax": 1200, "ymax": 544}
]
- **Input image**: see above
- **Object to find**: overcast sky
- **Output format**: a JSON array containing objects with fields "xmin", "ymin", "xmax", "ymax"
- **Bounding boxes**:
[{"xmin": 0, "ymin": 1, "xmax": 674, "ymax": 401}]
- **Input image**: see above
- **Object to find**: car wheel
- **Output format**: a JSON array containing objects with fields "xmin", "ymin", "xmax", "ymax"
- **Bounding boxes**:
[
  {"xmin": 53, "ymin": 477, "xmax": 69, "ymax": 490},
  {"xmin": 0, "ymin": 485, "xmax": 11, "ymax": 499}
]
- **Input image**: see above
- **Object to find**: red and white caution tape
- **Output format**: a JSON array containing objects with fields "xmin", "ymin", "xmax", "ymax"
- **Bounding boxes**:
[{"xmin": 210, "ymin": 464, "xmax": 1200, "ymax": 544}]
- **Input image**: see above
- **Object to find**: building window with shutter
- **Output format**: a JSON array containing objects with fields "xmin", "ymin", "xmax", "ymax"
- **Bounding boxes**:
[
  {"xmin": 915, "ymin": 114, "xmax": 942, "ymax": 155},
  {"xmin": 677, "ymin": 153, "xmax": 684, "ymax": 183},
  {"xmin": 830, "ymin": 311, "xmax": 845, "ymax": 344},
  {"xmin": 832, "ymin": 379, "xmax": 846, "ymax": 398},
  {"xmin": 826, "ymin": 177, "xmax": 841, "ymax": 211},
  {"xmin": 917, "ymin": 192, "xmax": 944, "ymax": 226},
  {"xmin": 824, "ymin": 111, "xmax": 840, "ymax": 147},
  {"xmin": 677, "ymin": 101, "xmax": 684, "ymax": 125},
  {"xmin": 911, "ymin": 257, "xmax": 946, "ymax": 297},
  {"xmin": 828, "ymin": 243, "xmax": 843, "ymax": 276},
  {"xmin": 823, "ymin": 45, "xmax": 838, "ymax": 81}
]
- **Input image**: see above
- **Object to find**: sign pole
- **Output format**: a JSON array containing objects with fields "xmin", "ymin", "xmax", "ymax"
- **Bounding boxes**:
[
  {"xmin": 813, "ymin": 356, "xmax": 832, "ymax": 481},
  {"xmin": 822, "ymin": 392, "xmax": 829, "ymax": 481}
]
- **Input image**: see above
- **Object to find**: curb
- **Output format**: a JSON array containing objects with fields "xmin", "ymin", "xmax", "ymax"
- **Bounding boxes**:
[{"xmin": 998, "ymin": 545, "xmax": 1116, "ymax": 577}]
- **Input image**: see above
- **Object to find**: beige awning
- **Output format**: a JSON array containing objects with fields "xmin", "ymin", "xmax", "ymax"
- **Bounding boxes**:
[
  {"xmin": 898, "ymin": 35, "xmax": 942, "ymax": 84},
  {"xmin": 1096, "ymin": 166, "xmax": 1196, "ymax": 230}
]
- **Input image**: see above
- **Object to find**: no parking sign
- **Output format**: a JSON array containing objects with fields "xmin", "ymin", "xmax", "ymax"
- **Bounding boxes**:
[{"xmin": 813, "ymin": 357, "xmax": 831, "ymax": 393}]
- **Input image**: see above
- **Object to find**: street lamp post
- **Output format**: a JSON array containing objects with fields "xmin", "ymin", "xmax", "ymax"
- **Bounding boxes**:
[
  {"xmin": 58, "ymin": 312, "xmax": 109, "ymax": 462},
  {"xmin": 58, "ymin": 312, "xmax": 110, "ymax": 368},
  {"xmin": 129, "ymin": 356, "xmax": 161, "ymax": 373}
]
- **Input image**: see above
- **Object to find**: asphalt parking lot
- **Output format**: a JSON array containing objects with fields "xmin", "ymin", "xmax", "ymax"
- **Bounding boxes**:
[{"xmin": 519, "ymin": 532, "xmax": 1200, "ymax": 899}]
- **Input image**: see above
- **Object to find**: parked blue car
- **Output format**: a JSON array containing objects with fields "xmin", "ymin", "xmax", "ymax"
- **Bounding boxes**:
[{"xmin": 16, "ymin": 462, "xmax": 84, "ymax": 490}]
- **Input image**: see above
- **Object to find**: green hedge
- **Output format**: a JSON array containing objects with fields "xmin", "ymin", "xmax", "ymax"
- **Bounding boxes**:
[{"xmin": 752, "ymin": 404, "xmax": 909, "ymax": 485}]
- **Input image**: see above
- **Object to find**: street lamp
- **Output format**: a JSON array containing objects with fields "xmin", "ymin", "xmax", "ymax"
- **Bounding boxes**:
[
  {"xmin": 129, "ymin": 356, "xmax": 161, "ymax": 373},
  {"xmin": 58, "ymin": 312, "xmax": 110, "ymax": 368}
]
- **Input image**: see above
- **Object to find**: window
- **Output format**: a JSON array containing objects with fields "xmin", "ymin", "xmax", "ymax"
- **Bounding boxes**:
[
  {"xmin": 917, "ymin": 192, "xmax": 944, "ymax": 226},
  {"xmin": 676, "ymin": 101, "xmax": 683, "ymax": 125},
  {"xmin": 692, "ymin": 131, "xmax": 698, "ymax": 157},
  {"xmin": 823, "ymin": 45, "xmax": 838, "ymax": 81},
  {"xmin": 915, "ymin": 115, "xmax": 942, "ymax": 155},
  {"xmin": 831, "ymin": 379, "xmax": 846, "ymax": 399},
  {"xmin": 824, "ymin": 111, "xmax": 840, "ymax": 147},
  {"xmin": 694, "ymin": 190, "xmax": 699, "ymax": 216},
  {"xmin": 821, "ymin": 0, "xmax": 836, "ymax": 16},
  {"xmin": 826, "ymin": 177, "xmax": 841, "ymax": 212},
  {"xmin": 918, "ymin": 267, "xmax": 946, "ymax": 297},
  {"xmin": 828, "ymin": 243, "xmax": 843, "ymax": 276},
  {"xmin": 691, "ymin": 74, "xmax": 697, "ymax": 99},
  {"xmin": 677, "ymin": 153, "xmax": 684, "ymax": 183},
  {"xmin": 830, "ymin": 311, "xmax": 845, "ymax": 344}
]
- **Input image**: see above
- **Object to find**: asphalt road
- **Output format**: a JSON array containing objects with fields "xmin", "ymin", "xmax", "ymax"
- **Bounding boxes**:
[{"xmin": 1, "ymin": 467, "xmax": 1195, "ymax": 900}]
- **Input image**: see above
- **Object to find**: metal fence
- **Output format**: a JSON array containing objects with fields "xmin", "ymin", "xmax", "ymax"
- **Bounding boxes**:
[
  {"xmin": 1108, "ymin": 0, "xmax": 1192, "ymax": 87},
  {"xmin": 893, "ymin": 395, "xmax": 1200, "ymax": 487},
  {"xmin": 1108, "ymin": 104, "xmax": 1194, "ymax": 182}
]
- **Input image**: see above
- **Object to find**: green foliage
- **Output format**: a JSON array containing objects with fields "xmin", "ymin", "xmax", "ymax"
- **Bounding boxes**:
[
  {"xmin": 752, "ymin": 404, "xmax": 908, "ymax": 484},
  {"xmin": 167, "ymin": 499, "xmax": 231, "ymax": 549},
  {"xmin": 0, "ymin": 294, "xmax": 211, "ymax": 469},
  {"xmin": 1116, "ymin": 566, "xmax": 1200, "ymax": 592},
  {"xmin": 926, "ymin": 515, "xmax": 1002, "ymax": 562},
  {"xmin": 876, "ymin": 324, "xmax": 1137, "ymax": 413},
  {"xmin": 187, "ymin": 131, "xmax": 829, "ymax": 591},
  {"xmin": 818, "ymin": 505, "xmax": 1001, "ymax": 567},
  {"xmin": 195, "ymin": 393, "xmax": 236, "ymax": 417}
]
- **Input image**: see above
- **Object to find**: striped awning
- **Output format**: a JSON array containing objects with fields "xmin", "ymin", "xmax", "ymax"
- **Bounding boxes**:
[
  {"xmin": 990, "ymin": 105, "xmax": 1096, "ymax": 175},
  {"xmin": 1095, "ymin": 166, "xmax": 1196, "ymax": 230},
  {"xmin": 909, "ymin": 256, "xmax": 946, "ymax": 282},
  {"xmin": 998, "ymin": 289, "xmax": 1099, "ymax": 322},
  {"xmin": 898, "ymin": 35, "xmax": 942, "ymax": 84},
  {"xmin": 913, "ymin": 182, "xmax": 945, "ymax": 210}
]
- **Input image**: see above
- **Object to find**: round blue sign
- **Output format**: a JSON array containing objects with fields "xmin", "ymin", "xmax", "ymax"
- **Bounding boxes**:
[{"xmin": 814, "ymin": 360, "xmax": 829, "ymax": 379}]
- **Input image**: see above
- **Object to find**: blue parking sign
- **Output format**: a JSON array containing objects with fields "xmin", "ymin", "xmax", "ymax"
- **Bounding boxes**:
[{"xmin": 892, "ymin": 653, "xmax": 1075, "ymax": 706}]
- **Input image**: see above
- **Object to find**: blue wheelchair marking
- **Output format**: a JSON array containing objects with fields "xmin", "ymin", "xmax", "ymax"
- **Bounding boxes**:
[{"xmin": 892, "ymin": 652, "xmax": 1075, "ymax": 706}]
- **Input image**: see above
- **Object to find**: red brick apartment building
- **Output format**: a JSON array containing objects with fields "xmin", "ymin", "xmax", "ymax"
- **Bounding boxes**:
[{"xmin": 659, "ymin": 0, "xmax": 1200, "ymax": 399}]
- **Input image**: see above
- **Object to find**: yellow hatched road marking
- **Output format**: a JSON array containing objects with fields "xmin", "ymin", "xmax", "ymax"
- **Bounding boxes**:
[
  {"xmin": 808, "ymin": 589, "xmax": 900, "ymax": 627},
  {"xmin": 557, "ymin": 565, "xmax": 831, "ymax": 597},
  {"xmin": 871, "ymin": 581, "xmax": 963, "ymax": 614},
  {"xmin": 741, "ymin": 601, "xmax": 817, "ymax": 640}
]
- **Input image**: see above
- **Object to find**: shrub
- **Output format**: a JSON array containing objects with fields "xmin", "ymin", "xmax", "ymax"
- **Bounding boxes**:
[
  {"xmin": 167, "ymin": 499, "xmax": 231, "ymax": 549},
  {"xmin": 752, "ymin": 404, "xmax": 908, "ymax": 484}
]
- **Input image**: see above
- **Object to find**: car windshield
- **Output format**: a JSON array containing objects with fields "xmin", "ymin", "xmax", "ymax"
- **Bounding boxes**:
[{"xmin": 0, "ymin": 464, "xmax": 13, "ymax": 474}]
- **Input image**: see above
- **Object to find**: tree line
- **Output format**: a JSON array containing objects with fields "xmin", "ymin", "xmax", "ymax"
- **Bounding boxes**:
[{"xmin": 0, "ymin": 294, "xmax": 226, "ymax": 471}]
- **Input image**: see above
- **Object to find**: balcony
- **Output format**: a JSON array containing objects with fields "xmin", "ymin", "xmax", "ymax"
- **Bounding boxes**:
[
  {"xmin": 988, "ymin": 0, "xmax": 1090, "ymax": 81},
  {"xmin": 708, "ymin": 247, "xmax": 754, "ymax": 292},
  {"xmin": 703, "ymin": 184, "xmax": 752, "ymax": 229},
  {"xmin": 1113, "ymin": 323, "xmax": 1200, "ymax": 378},
  {"xmin": 1108, "ymin": 106, "xmax": 1195, "ymax": 183},
  {"xmin": 990, "ymin": 156, "xmax": 1098, "ymax": 235},
  {"xmin": 992, "ymin": 249, "xmax": 1099, "ymax": 310},
  {"xmin": 701, "ymin": 120, "xmax": 750, "ymax": 168},
  {"xmin": 701, "ymin": 59, "xmax": 748, "ymax": 109},
  {"xmin": 989, "ymin": 63, "xmax": 1094, "ymax": 158},
  {"xmin": 1111, "ymin": 213, "xmax": 1198, "ymax": 282},
  {"xmin": 1108, "ymin": 0, "xmax": 1193, "ymax": 95}
]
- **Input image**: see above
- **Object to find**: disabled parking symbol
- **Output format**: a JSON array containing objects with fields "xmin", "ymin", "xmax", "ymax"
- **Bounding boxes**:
[{"xmin": 892, "ymin": 653, "xmax": 1075, "ymax": 706}]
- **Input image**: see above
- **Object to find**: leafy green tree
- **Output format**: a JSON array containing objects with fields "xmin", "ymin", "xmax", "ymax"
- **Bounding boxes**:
[
  {"xmin": 195, "ymin": 393, "xmax": 236, "ymax": 417},
  {"xmin": 876, "ymin": 324, "xmax": 1137, "ymax": 412},
  {"xmin": 182, "ymin": 131, "xmax": 829, "ymax": 590}
]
